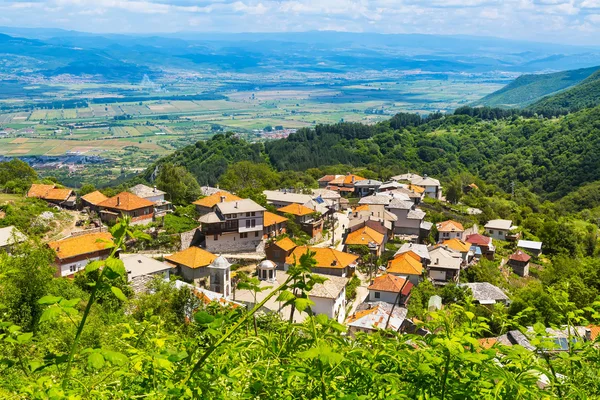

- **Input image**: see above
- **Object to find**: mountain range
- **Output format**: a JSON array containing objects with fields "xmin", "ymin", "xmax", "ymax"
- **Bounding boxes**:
[{"xmin": 2, "ymin": 27, "xmax": 600, "ymax": 82}]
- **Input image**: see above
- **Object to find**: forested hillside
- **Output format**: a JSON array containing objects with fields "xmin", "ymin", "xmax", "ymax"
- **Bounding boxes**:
[
  {"xmin": 527, "ymin": 69, "xmax": 600, "ymax": 115},
  {"xmin": 149, "ymin": 106, "xmax": 600, "ymax": 201},
  {"xmin": 474, "ymin": 65, "xmax": 600, "ymax": 108}
]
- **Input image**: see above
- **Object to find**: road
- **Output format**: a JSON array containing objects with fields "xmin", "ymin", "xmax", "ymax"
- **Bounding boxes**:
[{"xmin": 314, "ymin": 211, "xmax": 349, "ymax": 251}]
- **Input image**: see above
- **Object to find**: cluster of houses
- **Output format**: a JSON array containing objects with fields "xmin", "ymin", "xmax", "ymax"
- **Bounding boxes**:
[{"xmin": 21, "ymin": 171, "xmax": 548, "ymax": 336}]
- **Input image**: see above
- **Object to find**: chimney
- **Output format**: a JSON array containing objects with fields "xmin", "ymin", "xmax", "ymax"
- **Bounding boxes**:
[
  {"xmin": 436, "ymin": 258, "xmax": 439, "ymax": 265},
  {"xmin": 153, "ymin": 185, "xmax": 157, "ymax": 193},
  {"xmin": 117, "ymin": 197, "xmax": 120, "ymax": 206},
  {"xmin": 220, "ymin": 195, "xmax": 226, "ymax": 203},
  {"xmin": 235, "ymin": 202, "xmax": 238, "ymax": 209},
  {"xmin": 352, "ymin": 176, "xmax": 356, "ymax": 184}
]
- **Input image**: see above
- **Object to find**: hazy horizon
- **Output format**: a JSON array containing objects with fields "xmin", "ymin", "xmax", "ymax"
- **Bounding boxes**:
[{"xmin": 1, "ymin": 0, "xmax": 599, "ymax": 46}]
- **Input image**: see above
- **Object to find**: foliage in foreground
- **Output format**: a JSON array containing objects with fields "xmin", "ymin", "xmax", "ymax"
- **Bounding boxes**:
[{"xmin": 0, "ymin": 221, "xmax": 600, "ymax": 399}]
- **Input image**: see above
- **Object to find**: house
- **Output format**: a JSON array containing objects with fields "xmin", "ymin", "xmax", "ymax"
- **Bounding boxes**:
[
  {"xmin": 441, "ymin": 238, "xmax": 473, "ymax": 264},
  {"xmin": 0, "ymin": 226, "xmax": 26, "ymax": 251},
  {"xmin": 346, "ymin": 302, "xmax": 408, "ymax": 335},
  {"xmin": 395, "ymin": 243, "xmax": 430, "ymax": 266},
  {"xmin": 120, "ymin": 253, "xmax": 170, "ymax": 282},
  {"xmin": 427, "ymin": 246, "xmax": 462, "ymax": 284},
  {"xmin": 308, "ymin": 274, "xmax": 348, "ymax": 323},
  {"xmin": 390, "ymin": 173, "xmax": 422, "ymax": 182},
  {"xmin": 81, "ymin": 190, "xmax": 108, "ymax": 213},
  {"xmin": 277, "ymin": 203, "xmax": 323, "ymax": 238},
  {"xmin": 165, "ymin": 246, "xmax": 217, "ymax": 282},
  {"xmin": 436, "ymin": 220, "xmax": 465, "ymax": 241},
  {"xmin": 485, "ymin": 219, "xmax": 518, "ymax": 241},
  {"xmin": 235, "ymin": 271, "xmax": 346, "ymax": 323},
  {"xmin": 386, "ymin": 253, "xmax": 424, "ymax": 285},
  {"xmin": 348, "ymin": 217, "xmax": 391, "ymax": 244},
  {"xmin": 354, "ymin": 179, "xmax": 382, "ymax": 197},
  {"xmin": 344, "ymin": 226, "xmax": 385, "ymax": 256},
  {"xmin": 508, "ymin": 250, "xmax": 531, "ymax": 277},
  {"xmin": 518, "ymin": 240, "xmax": 543, "ymax": 257},
  {"xmin": 386, "ymin": 198, "xmax": 425, "ymax": 236},
  {"xmin": 263, "ymin": 190, "xmax": 313, "ymax": 209},
  {"xmin": 98, "ymin": 192, "xmax": 154, "ymax": 226},
  {"xmin": 285, "ymin": 246, "xmax": 358, "ymax": 277},
  {"xmin": 265, "ymin": 237, "xmax": 297, "ymax": 267},
  {"xmin": 311, "ymin": 189, "xmax": 341, "ymax": 210},
  {"xmin": 317, "ymin": 175, "xmax": 340, "ymax": 188},
  {"xmin": 459, "ymin": 282, "xmax": 510, "ymax": 305},
  {"xmin": 198, "ymin": 198, "xmax": 266, "ymax": 253},
  {"xmin": 385, "ymin": 187, "xmax": 423, "ymax": 204},
  {"xmin": 27, "ymin": 184, "xmax": 76, "ymax": 208},
  {"xmin": 368, "ymin": 274, "xmax": 413, "ymax": 305},
  {"xmin": 377, "ymin": 181, "xmax": 403, "ymax": 192},
  {"xmin": 466, "ymin": 233, "xmax": 496, "ymax": 260},
  {"xmin": 326, "ymin": 173, "xmax": 367, "ymax": 196},
  {"xmin": 129, "ymin": 184, "xmax": 172, "ymax": 215},
  {"xmin": 48, "ymin": 232, "xmax": 114, "ymax": 277},
  {"xmin": 200, "ymin": 186, "xmax": 227, "ymax": 196},
  {"xmin": 193, "ymin": 191, "xmax": 241, "ymax": 216},
  {"xmin": 263, "ymin": 211, "xmax": 288, "ymax": 239},
  {"xmin": 411, "ymin": 175, "xmax": 442, "ymax": 200}
]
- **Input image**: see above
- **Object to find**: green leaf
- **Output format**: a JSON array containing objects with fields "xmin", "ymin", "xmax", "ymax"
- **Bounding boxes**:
[
  {"xmin": 110, "ymin": 286, "xmax": 128, "ymax": 302},
  {"xmin": 16, "ymin": 332, "xmax": 33, "ymax": 344},
  {"xmin": 315, "ymin": 314, "xmax": 328, "ymax": 325},
  {"xmin": 193, "ymin": 311, "xmax": 214, "ymax": 325},
  {"xmin": 87, "ymin": 352, "xmax": 105, "ymax": 370},
  {"xmin": 28, "ymin": 361, "xmax": 45, "ymax": 373},
  {"xmin": 167, "ymin": 351, "xmax": 189, "ymax": 363},
  {"xmin": 38, "ymin": 296, "xmax": 62, "ymax": 305},
  {"xmin": 59, "ymin": 298, "xmax": 81, "ymax": 308},
  {"xmin": 106, "ymin": 258, "xmax": 126, "ymax": 278},
  {"xmin": 294, "ymin": 298, "xmax": 314, "ymax": 312},
  {"xmin": 102, "ymin": 350, "xmax": 128, "ymax": 366},
  {"xmin": 39, "ymin": 306, "xmax": 62, "ymax": 324},
  {"xmin": 276, "ymin": 290, "xmax": 296, "ymax": 302},
  {"xmin": 86, "ymin": 260, "xmax": 103, "ymax": 273}
]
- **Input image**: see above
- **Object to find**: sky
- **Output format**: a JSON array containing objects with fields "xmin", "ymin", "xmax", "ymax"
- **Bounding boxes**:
[{"xmin": 1, "ymin": 0, "xmax": 600, "ymax": 45}]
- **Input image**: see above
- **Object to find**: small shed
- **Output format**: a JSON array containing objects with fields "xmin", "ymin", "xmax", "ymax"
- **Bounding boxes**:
[
  {"xmin": 508, "ymin": 250, "xmax": 531, "ymax": 277},
  {"xmin": 517, "ymin": 240, "xmax": 543, "ymax": 257}
]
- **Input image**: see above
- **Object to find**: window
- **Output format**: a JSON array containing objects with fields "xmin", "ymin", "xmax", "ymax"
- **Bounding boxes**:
[
  {"xmin": 69, "ymin": 265, "xmax": 77, "ymax": 273},
  {"xmin": 214, "ymin": 234, "xmax": 218, "ymax": 241},
  {"xmin": 489, "ymin": 230, "xmax": 494, "ymax": 234},
  {"xmin": 240, "ymin": 233, "xmax": 248, "ymax": 239},
  {"xmin": 246, "ymin": 212, "xmax": 251, "ymax": 217},
  {"xmin": 255, "ymin": 231, "xmax": 259, "ymax": 237},
  {"xmin": 251, "ymin": 212, "xmax": 255, "ymax": 216},
  {"xmin": 246, "ymin": 220, "xmax": 251, "ymax": 228},
  {"xmin": 251, "ymin": 219, "xmax": 256, "ymax": 228},
  {"xmin": 374, "ymin": 292, "xmax": 380, "ymax": 299}
]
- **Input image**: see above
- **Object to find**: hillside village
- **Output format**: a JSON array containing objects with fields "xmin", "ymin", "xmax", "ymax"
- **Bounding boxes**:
[{"xmin": 8, "ymin": 169, "xmax": 595, "ymax": 350}]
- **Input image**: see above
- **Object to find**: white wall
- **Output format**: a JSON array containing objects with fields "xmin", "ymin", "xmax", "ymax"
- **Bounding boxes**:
[
  {"xmin": 145, "ymin": 194, "xmax": 165, "ymax": 203},
  {"xmin": 205, "ymin": 231, "xmax": 263, "ymax": 253},
  {"xmin": 310, "ymin": 287, "xmax": 346, "ymax": 323},
  {"xmin": 486, "ymin": 229, "xmax": 508, "ymax": 241},
  {"xmin": 368, "ymin": 289, "xmax": 399, "ymax": 304},
  {"xmin": 439, "ymin": 231, "xmax": 463, "ymax": 241},
  {"xmin": 59, "ymin": 255, "xmax": 108, "ymax": 277}
]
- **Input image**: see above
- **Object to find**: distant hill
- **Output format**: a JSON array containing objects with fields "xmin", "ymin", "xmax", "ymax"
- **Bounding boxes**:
[
  {"xmin": 473, "ymin": 66, "xmax": 600, "ymax": 108},
  {"xmin": 526, "ymin": 69, "xmax": 600, "ymax": 115}
]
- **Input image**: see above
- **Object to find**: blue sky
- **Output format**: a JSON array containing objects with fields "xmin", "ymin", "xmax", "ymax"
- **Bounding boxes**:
[{"xmin": 1, "ymin": 0, "xmax": 600, "ymax": 45}]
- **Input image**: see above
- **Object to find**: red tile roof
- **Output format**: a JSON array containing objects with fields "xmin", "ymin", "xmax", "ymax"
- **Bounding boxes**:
[
  {"xmin": 81, "ymin": 190, "xmax": 109, "ymax": 206},
  {"xmin": 263, "ymin": 211, "xmax": 288, "ymax": 227},
  {"xmin": 436, "ymin": 220, "xmax": 464, "ymax": 232},
  {"xmin": 368, "ymin": 274, "xmax": 413, "ymax": 295},
  {"xmin": 98, "ymin": 192, "xmax": 154, "ymax": 211},
  {"xmin": 49, "ymin": 232, "xmax": 114, "ymax": 260},
  {"xmin": 278, "ymin": 203, "xmax": 315, "ymax": 216},
  {"xmin": 466, "ymin": 233, "xmax": 492, "ymax": 247},
  {"xmin": 509, "ymin": 250, "xmax": 531, "ymax": 262}
]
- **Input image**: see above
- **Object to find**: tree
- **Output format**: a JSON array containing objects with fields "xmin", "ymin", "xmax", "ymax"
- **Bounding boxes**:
[
  {"xmin": 445, "ymin": 177, "xmax": 463, "ymax": 204},
  {"xmin": 218, "ymin": 161, "xmax": 280, "ymax": 194},
  {"xmin": 155, "ymin": 163, "xmax": 202, "ymax": 205},
  {"xmin": 78, "ymin": 183, "xmax": 96, "ymax": 196},
  {"xmin": 0, "ymin": 159, "xmax": 37, "ymax": 193},
  {"xmin": 0, "ymin": 241, "xmax": 55, "ymax": 331}
]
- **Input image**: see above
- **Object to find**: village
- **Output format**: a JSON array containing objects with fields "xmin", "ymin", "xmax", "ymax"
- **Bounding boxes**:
[{"xmin": 7, "ymin": 169, "xmax": 593, "ymax": 352}]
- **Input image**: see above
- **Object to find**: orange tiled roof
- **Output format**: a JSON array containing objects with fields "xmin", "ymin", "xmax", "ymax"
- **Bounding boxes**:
[
  {"xmin": 345, "ymin": 226, "xmax": 384, "ymax": 246},
  {"xmin": 436, "ymin": 220, "xmax": 464, "ymax": 232},
  {"xmin": 263, "ymin": 211, "xmax": 288, "ymax": 227},
  {"xmin": 330, "ymin": 174, "xmax": 366, "ymax": 186},
  {"xmin": 81, "ymin": 190, "xmax": 108, "ymax": 206},
  {"xmin": 346, "ymin": 306, "xmax": 379, "ymax": 324},
  {"xmin": 286, "ymin": 246, "xmax": 358, "ymax": 269},
  {"xmin": 274, "ymin": 237, "xmax": 297, "ymax": 252},
  {"xmin": 49, "ymin": 232, "xmax": 114, "ymax": 260},
  {"xmin": 45, "ymin": 188, "xmax": 73, "ymax": 201},
  {"xmin": 402, "ymin": 250, "xmax": 422, "ymax": 261},
  {"xmin": 352, "ymin": 205, "xmax": 370, "ymax": 212},
  {"xmin": 442, "ymin": 238, "xmax": 471, "ymax": 253},
  {"xmin": 387, "ymin": 253, "xmax": 423, "ymax": 275},
  {"xmin": 193, "ymin": 192, "xmax": 241, "ymax": 208},
  {"xmin": 27, "ymin": 184, "xmax": 55, "ymax": 198},
  {"xmin": 587, "ymin": 325, "xmax": 600, "ymax": 341},
  {"xmin": 278, "ymin": 203, "xmax": 315, "ymax": 216},
  {"xmin": 368, "ymin": 274, "xmax": 413, "ymax": 294},
  {"xmin": 478, "ymin": 338, "xmax": 498, "ymax": 349},
  {"xmin": 165, "ymin": 246, "xmax": 216, "ymax": 269},
  {"xmin": 98, "ymin": 192, "xmax": 154, "ymax": 211},
  {"xmin": 408, "ymin": 184, "xmax": 425, "ymax": 194},
  {"xmin": 318, "ymin": 175, "xmax": 338, "ymax": 183}
]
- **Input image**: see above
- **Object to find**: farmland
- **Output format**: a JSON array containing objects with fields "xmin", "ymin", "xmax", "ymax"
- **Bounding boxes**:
[{"xmin": 0, "ymin": 73, "xmax": 507, "ymax": 186}]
